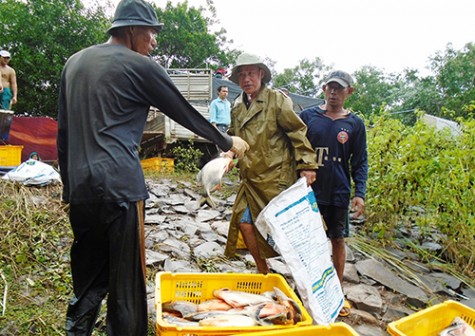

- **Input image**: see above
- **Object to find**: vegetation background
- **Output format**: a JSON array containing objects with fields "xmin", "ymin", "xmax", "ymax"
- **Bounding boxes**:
[{"xmin": 0, "ymin": 0, "xmax": 474, "ymax": 334}]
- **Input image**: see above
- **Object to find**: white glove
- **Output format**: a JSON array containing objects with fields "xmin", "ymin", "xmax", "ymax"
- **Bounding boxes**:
[{"xmin": 230, "ymin": 136, "xmax": 249, "ymax": 160}]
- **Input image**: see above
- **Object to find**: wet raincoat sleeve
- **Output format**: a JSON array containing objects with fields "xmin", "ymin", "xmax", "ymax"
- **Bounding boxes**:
[{"xmin": 276, "ymin": 94, "xmax": 318, "ymax": 172}]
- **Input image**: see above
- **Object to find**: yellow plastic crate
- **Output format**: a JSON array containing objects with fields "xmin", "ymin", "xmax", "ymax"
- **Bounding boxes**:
[
  {"xmin": 387, "ymin": 300, "xmax": 475, "ymax": 336},
  {"xmin": 0, "ymin": 145, "xmax": 23, "ymax": 166},
  {"xmin": 141, "ymin": 157, "xmax": 174, "ymax": 172},
  {"xmin": 155, "ymin": 272, "xmax": 313, "ymax": 336},
  {"xmin": 234, "ymin": 322, "xmax": 359, "ymax": 335}
]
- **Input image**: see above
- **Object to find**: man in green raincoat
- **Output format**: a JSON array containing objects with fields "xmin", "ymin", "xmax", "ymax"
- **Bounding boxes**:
[{"xmin": 223, "ymin": 53, "xmax": 318, "ymax": 273}]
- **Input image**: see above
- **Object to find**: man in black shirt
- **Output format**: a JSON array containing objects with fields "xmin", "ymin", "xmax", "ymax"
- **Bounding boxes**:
[{"xmin": 57, "ymin": 0, "xmax": 248, "ymax": 334}]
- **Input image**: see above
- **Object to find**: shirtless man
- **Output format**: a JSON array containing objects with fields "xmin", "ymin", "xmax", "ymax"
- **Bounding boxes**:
[{"xmin": 0, "ymin": 50, "xmax": 17, "ymax": 110}]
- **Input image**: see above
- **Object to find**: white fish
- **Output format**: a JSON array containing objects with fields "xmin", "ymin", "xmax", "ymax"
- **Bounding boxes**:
[
  {"xmin": 198, "ymin": 314, "xmax": 258, "ymax": 327},
  {"xmin": 213, "ymin": 288, "xmax": 273, "ymax": 308},
  {"xmin": 161, "ymin": 312, "xmax": 199, "ymax": 327},
  {"xmin": 162, "ymin": 300, "xmax": 198, "ymax": 317},
  {"xmin": 197, "ymin": 298, "xmax": 233, "ymax": 312},
  {"xmin": 185, "ymin": 309, "xmax": 245, "ymax": 321},
  {"xmin": 196, "ymin": 156, "xmax": 232, "ymax": 208},
  {"xmin": 245, "ymin": 301, "xmax": 293, "ymax": 325},
  {"xmin": 439, "ymin": 316, "xmax": 475, "ymax": 336}
]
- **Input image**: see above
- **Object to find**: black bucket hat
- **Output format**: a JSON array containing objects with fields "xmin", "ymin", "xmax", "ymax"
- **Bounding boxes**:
[{"xmin": 107, "ymin": 0, "xmax": 164, "ymax": 34}]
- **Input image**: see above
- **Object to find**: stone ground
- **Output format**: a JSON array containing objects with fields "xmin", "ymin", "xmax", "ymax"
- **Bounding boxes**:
[{"xmin": 144, "ymin": 177, "xmax": 475, "ymax": 336}]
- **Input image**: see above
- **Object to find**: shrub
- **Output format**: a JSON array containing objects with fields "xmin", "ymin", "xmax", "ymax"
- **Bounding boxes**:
[
  {"xmin": 170, "ymin": 140, "xmax": 203, "ymax": 173},
  {"xmin": 365, "ymin": 113, "xmax": 475, "ymax": 276}
]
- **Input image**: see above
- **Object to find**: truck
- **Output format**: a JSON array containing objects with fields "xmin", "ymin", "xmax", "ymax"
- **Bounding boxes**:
[
  {"xmin": 140, "ymin": 68, "xmax": 217, "ymax": 160},
  {"xmin": 139, "ymin": 67, "xmax": 323, "ymax": 163}
]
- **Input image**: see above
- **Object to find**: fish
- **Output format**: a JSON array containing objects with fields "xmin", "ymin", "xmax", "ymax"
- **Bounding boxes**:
[
  {"xmin": 197, "ymin": 298, "xmax": 233, "ymax": 312},
  {"xmin": 162, "ymin": 300, "xmax": 198, "ymax": 317},
  {"xmin": 196, "ymin": 156, "xmax": 232, "ymax": 208},
  {"xmin": 179, "ymin": 303, "xmax": 296, "ymax": 326},
  {"xmin": 261, "ymin": 291, "xmax": 277, "ymax": 300},
  {"xmin": 213, "ymin": 288, "xmax": 273, "ymax": 308},
  {"xmin": 161, "ymin": 287, "xmax": 303, "ymax": 328},
  {"xmin": 258, "ymin": 302, "xmax": 288, "ymax": 317},
  {"xmin": 184, "ymin": 309, "xmax": 246, "ymax": 321},
  {"xmin": 438, "ymin": 316, "xmax": 475, "ymax": 336},
  {"xmin": 161, "ymin": 312, "xmax": 200, "ymax": 327},
  {"xmin": 198, "ymin": 314, "xmax": 258, "ymax": 327},
  {"xmin": 273, "ymin": 287, "xmax": 303, "ymax": 324},
  {"xmin": 237, "ymin": 301, "xmax": 293, "ymax": 326},
  {"xmin": 259, "ymin": 312, "xmax": 292, "ymax": 326}
]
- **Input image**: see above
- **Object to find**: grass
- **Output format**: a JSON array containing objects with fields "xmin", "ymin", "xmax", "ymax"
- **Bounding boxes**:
[{"xmin": 0, "ymin": 181, "xmax": 71, "ymax": 335}]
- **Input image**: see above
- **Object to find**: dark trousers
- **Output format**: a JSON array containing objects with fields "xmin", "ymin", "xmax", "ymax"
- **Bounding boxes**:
[{"xmin": 65, "ymin": 201, "xmax": 147, "ymax": 336}]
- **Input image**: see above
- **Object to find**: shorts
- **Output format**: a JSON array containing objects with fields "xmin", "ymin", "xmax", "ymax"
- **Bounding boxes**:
[
  {"xmin": 0, "ymin": 87, "xmax": 12, "ymax": 110},
  {"xmin": 319, "ymin": 204, "xmax": 349, "ymax": 239},
  {"xmin": 240, "ymin": 206, "xmax": 254, "ymax": 224}
]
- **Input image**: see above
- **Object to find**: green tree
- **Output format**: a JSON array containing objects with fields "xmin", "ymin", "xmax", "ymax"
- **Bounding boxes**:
[
  {"xmin": 155, "ymin": 0, "xmax": 233, "ymax": 69},
  {"xmin": 194, "ymin": 0, "xmax": 242, "ymax": 71},
  {"xmin": 0, "ymin": 0, "xmax": 109, "ymax": 116},
  {"xmin": 431, "ymin": 42, "xmax": 475, "ymax": 119},
  {"xmin": 273, "ymin": 57, "xmax": 329, "ymax": 96},
  {"xmin": 345, "ymin": 66, "xmax": 398, "ymax": 118},
  {"xmin": 393, "ymin": 69, "xmax": 440, "ymax": 124},
  {"xmin": 392, "ymin": 43, "xmax": 475, "ymax": 122},
  {"xmin": 0, "ymin": 0, "xmax": 237, "ymax": 117}
]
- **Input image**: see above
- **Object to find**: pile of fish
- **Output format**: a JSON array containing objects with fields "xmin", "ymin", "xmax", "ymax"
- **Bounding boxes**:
[{"xmin": 161, "ymin": 287, "xmax": 303, "ymax": 328}]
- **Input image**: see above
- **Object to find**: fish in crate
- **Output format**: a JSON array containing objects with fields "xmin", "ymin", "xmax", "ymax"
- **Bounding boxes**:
[{"xmin": 161, "ymin": 286, "xmax": 303, "ymax": 327}]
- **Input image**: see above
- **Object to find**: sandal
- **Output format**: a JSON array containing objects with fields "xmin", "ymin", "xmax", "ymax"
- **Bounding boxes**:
[{"xmin": 339, "ymin": 300, "xmax": 351, "ymax": 317}]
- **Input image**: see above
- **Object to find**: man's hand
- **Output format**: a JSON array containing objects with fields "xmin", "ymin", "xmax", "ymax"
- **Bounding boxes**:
[
  {"xmin": 351, "ymin": 196, "xmax": 365, "ymax": 218},
  {"xmin": 230, "ymin": 136, "xmax": 249, "ymax": 160},
  {"xmin": 299, "ymin": 169, "xmax": 317, "ymax": 186}
]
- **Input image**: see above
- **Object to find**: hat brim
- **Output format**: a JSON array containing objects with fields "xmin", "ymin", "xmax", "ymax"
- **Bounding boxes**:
[
  {"xmin": 325, "ymin": 78, "xmax": 350, "ymax": 87},
  {"xmin": 107, "ymin": 20, "xmax": 164, "ymax": 34}
]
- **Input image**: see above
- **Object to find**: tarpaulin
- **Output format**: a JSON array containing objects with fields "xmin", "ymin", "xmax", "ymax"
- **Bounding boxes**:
[{"xmin": 6, "ymin": 116, "xmax": 58, "ymax": 162}]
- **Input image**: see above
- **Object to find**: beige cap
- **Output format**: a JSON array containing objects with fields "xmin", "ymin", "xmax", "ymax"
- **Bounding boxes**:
[{"xmin": 229, "ymin": 52, "xmax": 271, "ymax": 84}]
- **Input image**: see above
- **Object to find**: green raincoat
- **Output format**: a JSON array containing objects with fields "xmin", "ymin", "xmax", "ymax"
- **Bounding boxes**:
[{"xmin": 224, "ymin": 86, "xmax": 318, "ymax": 259}]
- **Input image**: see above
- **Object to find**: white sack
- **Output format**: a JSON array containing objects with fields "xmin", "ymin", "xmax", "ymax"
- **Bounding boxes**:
[
  {"xmin": 255, "ymin": 177, "xmax": 344, "ymax": 325},
  {"xmin": 2, "ymin": 159, "xmax": 61, "ymax": 186}
]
